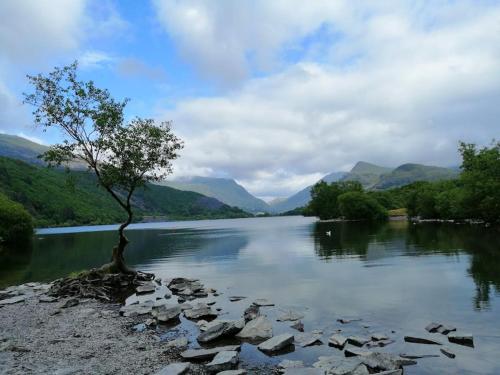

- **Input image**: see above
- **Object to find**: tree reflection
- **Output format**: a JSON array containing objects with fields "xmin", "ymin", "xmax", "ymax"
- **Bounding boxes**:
[{"xmin": 313, "ymin": 220, "xmax": 500, "ymax": 309}]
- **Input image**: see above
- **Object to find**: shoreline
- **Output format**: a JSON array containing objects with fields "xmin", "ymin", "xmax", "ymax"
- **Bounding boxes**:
[{"xmin": 1, "ymin": 274, "xmax": 476, "ymax": 374}]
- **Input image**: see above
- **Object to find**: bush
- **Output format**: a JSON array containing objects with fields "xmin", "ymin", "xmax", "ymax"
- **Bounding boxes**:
[
  {"xmin": 338, "ymin": 191, "xmax": 388, "ymax": 221},
  {"xmin": 0, "ymin": 192, "xmax": 34, "ymax": 243}
]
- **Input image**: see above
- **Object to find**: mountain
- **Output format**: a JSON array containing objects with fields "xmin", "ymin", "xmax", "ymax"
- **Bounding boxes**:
[
  {"xmin": 159, "ymin": 176, "xmax": 270, "ymax": 213},
  {"xmin": 0, "ymin": 133, "xmax": 48, "ymax": 165},
  {"xmin": 372, "ymin": 163, "xmax": 459, "ymax": 190},
  {"xmin": 340, "ymin": 161, "xmax": 392, "ymax": 188},
  {"xmin": 270, "ymin": 171, "xmax": 347, "ymax": 213},
  {"xmin": 0, "ymin": 156, "xmax": 250, "ymax": 227}
]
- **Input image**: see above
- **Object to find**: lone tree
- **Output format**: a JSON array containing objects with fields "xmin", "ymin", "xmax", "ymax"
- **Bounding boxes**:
[{"xmin": 24, "ymin": 62, "xmax": 183, "ymax": 274}]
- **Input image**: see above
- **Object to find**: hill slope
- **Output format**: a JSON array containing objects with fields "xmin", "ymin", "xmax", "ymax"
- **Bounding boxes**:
[
  {"xmin": 340, "ymin": 161, "xmax": 392, "ymax": 188},
  {"xmin": 0, "ymin": 157, "xmax": 250, "ymax": 227},
  {"xmin": 160, "ymin": 176, "xmax": 269, "ymax": 213},
  {"xmin": 0, "ymin": 133, "xmax": 48, "ymax": 165},
  {"xmin": 270, "ymin": 171, "xmax": 346, "ymax": 213},
  {"xmin": 372, "ymin": 163, "xmax": 459, "ymax": 190}
]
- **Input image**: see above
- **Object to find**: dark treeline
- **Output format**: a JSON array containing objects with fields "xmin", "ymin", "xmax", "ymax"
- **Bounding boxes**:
[{"xmin": 305, "ymin": 142, "xmax": 499, "ymax": 223}]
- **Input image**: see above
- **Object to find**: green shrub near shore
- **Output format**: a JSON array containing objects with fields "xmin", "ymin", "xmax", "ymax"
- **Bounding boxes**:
[{"xmin": 0, "ymin": 192, "xmax": 33, "ymax": 243}]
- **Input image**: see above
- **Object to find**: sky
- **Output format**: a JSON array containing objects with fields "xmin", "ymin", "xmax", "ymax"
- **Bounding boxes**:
[{"xmin": 0, "ymin": 0, "xmax": 499, "ymax": 200}]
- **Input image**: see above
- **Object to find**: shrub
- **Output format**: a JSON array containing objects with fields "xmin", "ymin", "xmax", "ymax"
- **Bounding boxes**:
[{"xmin": 0, "ymin": 192, "xmax": 33, "ymax": 243}]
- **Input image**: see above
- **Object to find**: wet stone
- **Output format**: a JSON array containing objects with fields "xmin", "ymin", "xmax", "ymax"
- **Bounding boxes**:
[
  {"xmin": 184, "ymin": 303, "xmax": 217, "ymax": 320},
  {"xmin": 345, "ymin": 347, "xmax": 373, "ymax": 357},
  {"xmin": 252, "ymin": 298, "xmax": 274, "ymax": 307},
  {"xmin": 295, "ymin": 333, "xmax": 322, "ymax": 347},
  {"xmin": 154, "ymin": 362, "xmax": 190, "ymax": 375},
  {"xmin": 347, "ymin": 336, "xmax": 371, "ymax": 347},
  {"xmin": 236, "ymin": 316, "xmax": 273, "ymax": 341},
  {"xmin": 404, "ymin": 336, "xmax": 442, "ymax": 345},
  {"xmin": 206, "ymin": 350, "xmax": 239, "ymax": 373},
  {"xmin": 181, "ymin": 345, "xmax": 241, "ymax": 361},
  {"xmin": 448, "ymin": 333, "xmax": 474, "ymax": 347},
  {"xmin": 197, "ymin": 319, "xmax": 244, "ymax": 343},
  {"xmin": 243, "ymin": 304, "xmax": 260, "ymax": 322},
  {"xmin": 440, "ymin": 346, "xmax": 456, "ymax": 358},
  {"xmin": 258, "ymin": 334, "xmax": 294, "ymax": 353},
  {"xmin": 291, "ymin": 321, "xmax": 304, "ymax": 332},
  {"xmin": 277, "ymin": 310, "xmax": 304, "ymax": 322},
  {"xmin": 328, "ymin": 334, "xmax": 347, "ymax": 349},
  {"xmin": 136, "ymin": 283, "xmax": 156, "ymax": 294}
]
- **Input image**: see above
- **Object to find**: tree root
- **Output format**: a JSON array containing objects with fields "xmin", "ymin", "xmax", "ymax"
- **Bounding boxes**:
[{"xmin": 48, "ymin": 268, "xmax": 154, "ymax": 302}]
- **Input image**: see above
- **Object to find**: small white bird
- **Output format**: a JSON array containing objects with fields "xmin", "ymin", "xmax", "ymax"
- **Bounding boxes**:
[{"xmin": 326, "ymin": 231, "xmax": 331, "ymax": 236}]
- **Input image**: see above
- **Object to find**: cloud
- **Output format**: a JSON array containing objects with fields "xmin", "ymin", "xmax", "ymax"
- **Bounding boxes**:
[
  {"xmin": 0, "ymin": 0, "xmax": 87, "ymax": 63},
  {"xmin": 116, "ymin": 58, "xmax": 167, "ymax": 81},
  {"xmin": 155, "ymin": 1, "xmax": 500, "ymax": 198},
  {"xmin": 79, "ymin": 50, "xmax": 114, "ymax": 69}
]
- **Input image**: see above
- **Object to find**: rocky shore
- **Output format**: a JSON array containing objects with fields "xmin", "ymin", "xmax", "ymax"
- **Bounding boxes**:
[{"xmin": 0, "ymin": 276, "xmax": 475, "ymax": 374}]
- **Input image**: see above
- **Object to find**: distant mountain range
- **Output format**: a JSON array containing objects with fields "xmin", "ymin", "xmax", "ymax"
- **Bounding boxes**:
[
  {"xmin": 0, "ymin": 133, "xmax": 460, "ymax": 216},
  {"xmin": 159, "ymin": 176, "xmax": 269, "ymax": 213}
]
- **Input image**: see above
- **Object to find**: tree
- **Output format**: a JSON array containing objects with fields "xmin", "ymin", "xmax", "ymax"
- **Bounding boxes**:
[
  {"xmin": 24, "ymin": 62, "xmax": 183, "ymax": 273},
  {"xmin": 459, "ymin": 141, "xmax": 500, "ymax": 222},
  {"xmin": 307, "ymin": 180, "xmax": 363, "ymax": 220},
  {"xmin": 337, "ymin": 191, "xmax": 388, "ymax": 221},
  {"xmin": 0, "ymin": 192, "xmax": 33, "ymax": 244}
]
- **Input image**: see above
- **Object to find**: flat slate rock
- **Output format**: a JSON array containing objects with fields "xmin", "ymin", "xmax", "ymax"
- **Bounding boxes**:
[
  {"xmin": 361, "ymin": 352, "xmax": 416, "ymax": 371},
  {"xmin": 217, "ymin": 371, "xmax": 247, "ymax": 375},
  {"xmin": 155, "ymin": 363, "xmax": 190, "ymax": 375},
  {"xmin": 197, "ymin": 320, "xmax": 244, "ymax": 343},
  {"xmin": 236, "ymin": 316, "xmax": 273, "ymax": 341},
  {"xmin": 347, "ymin": 336, "xmax": 371, "ymax": 347},
  {"xmin": 437, "ymin": 324, "xmax": 457, "ymax": 335},
  {"xmin": 154, "ymin": 305, "xmax": 182, "ymax": 322},
  {"xmin": 313, "ymin": 357, "xmax": 368, "ymax": 375},
  {"xmin": 328, "ymin": 334, "xmax": 347, "ymax": 349},
  {"xmin": 448, "ymin": 333, "xmax": 474, "ymax": 347},
  {"xmin": 295, "ymin": 333, "xmax": 322, "ymax": 347},
  {"xmin": 277, "ymin": 310, "xmax": 304, "ymax": 322},
  {"xmin": 404, "ymin": 336, "xmax": 442, "ymax": 345},
  {"xmin": 425, "ymin": 322, "xmax": 442, "ymax": 333},
  {"xmin": 366, "ymin": 339, "xmax": 394, "ymax": 348},
  {"xmin": 252, "ymin": 298, "xmax": 274, "ymax": 306},
  {"xmin": 229, "ymin": 296, "xmax": 246, "ymax": 302},
  {"xmin": 0, "ymin": 295, "xmax": 28, "ymax": 305},
  {"xmin": 283, "ymin": 369, "xmax": 325, "ymax": 375},
  {"xmin": 181, "ymin": 345, "xmax": 241, "ymax": 361},
  {"xmin": 345, "ymin": 348, "xmax": 373, "ymax": 357},
  {"xmin": 337, "ymin": 318, "xmax": 362, "ymax": 324},
  {"xmin": 440, "ymin": 347, "xmax": 456, "ymax": 358},
  {"xmin": 371, "ymin": 333, "xmax": 389, "ymax": 341},
  {"xmin": 207, "ymin": 351, "xmax": 239, "ymax": 372},
  {"xmin": 184, "ymin": 303, "xmax": 217, "ymax": 320},
  {"xmin": 136, "ymin": 283, "xmax": 156, "ymax": 294},
  {"xmin": 399, "ymin": 353, "xmax": 439, "ymax": 359},
  {"xmin": 258, "ymin": 334, "xmax": 294, "ymax": 353}
]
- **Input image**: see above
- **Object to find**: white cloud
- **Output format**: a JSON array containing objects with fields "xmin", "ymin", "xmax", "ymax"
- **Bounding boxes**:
[{"xmin": 156, "ymin": 1, "xmax": 500, "ymax": 198}]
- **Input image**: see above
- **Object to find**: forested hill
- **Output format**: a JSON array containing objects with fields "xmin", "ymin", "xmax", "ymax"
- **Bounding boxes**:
[{"xmin": 0, "ymin": 156, "xmax": 250, "ymax": 227}]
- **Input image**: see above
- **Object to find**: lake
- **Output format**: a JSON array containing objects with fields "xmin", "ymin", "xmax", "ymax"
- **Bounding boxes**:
[{"xmin": 1, "ymin": 216, "xmax": 500, "ymax": 374}]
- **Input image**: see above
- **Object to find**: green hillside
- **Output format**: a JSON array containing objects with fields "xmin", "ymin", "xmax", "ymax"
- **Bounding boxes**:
[
  {"xmin": 340, "ymin": 161, "xmax": 392, "ymax": 188},
  {"xmin": 160, "ymin": 176, "xmax": 270, "ymax": 213},
  {"xmin": 373, "ymin": 163, "xmax": 459, "ymax": 190},
  {"xmin": 0, "ymin": 157, "xmax": 250, "ymax": 227},
  {"xmin": 0, "ymin": 133, "xmax": 48, "ymax": 165}
]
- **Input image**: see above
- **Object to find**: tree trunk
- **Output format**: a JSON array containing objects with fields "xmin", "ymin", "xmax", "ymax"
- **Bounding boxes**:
[{"xmin": 101, "ymin": 208, "xmax": 135, "ymax": 274}]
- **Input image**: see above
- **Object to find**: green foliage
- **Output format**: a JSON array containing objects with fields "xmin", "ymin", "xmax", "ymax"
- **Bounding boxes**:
[
  {"xmin": 337, "ymin": 191, "xmax": 388, "ymax": 221},
  {"xmin": 0, "ymin": 156, "xmax": 250, "ymax": 227},
  {"xmin": 308, "ymin": 180, "xmax": 363, "ymax": 220},
  {"xmin": 0, "ymin": 192, "xmax": 33, "ymax": 243},
  {"xmin": 381, "ymin": 141, "xmax": 499, "ymax": 223},
  {"xmin": 459, "ymin": 141, "xmax": 500, "ymax": 222}
]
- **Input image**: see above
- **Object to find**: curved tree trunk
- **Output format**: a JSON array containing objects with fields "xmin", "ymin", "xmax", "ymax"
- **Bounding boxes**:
[{"xmin": 101, "ymin": 206, "xmax": 136, "ymax": 274}]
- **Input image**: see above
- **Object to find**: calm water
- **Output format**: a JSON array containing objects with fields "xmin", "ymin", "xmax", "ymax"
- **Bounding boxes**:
[{"xmin": 1, "ymin": 216, "xmax": 500, "ymax": 374}]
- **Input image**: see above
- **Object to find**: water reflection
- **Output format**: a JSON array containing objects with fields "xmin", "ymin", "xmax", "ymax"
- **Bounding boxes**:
[{"xmin": 313, "ymin": 220, "xmax": 500, "ymax": 309}]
